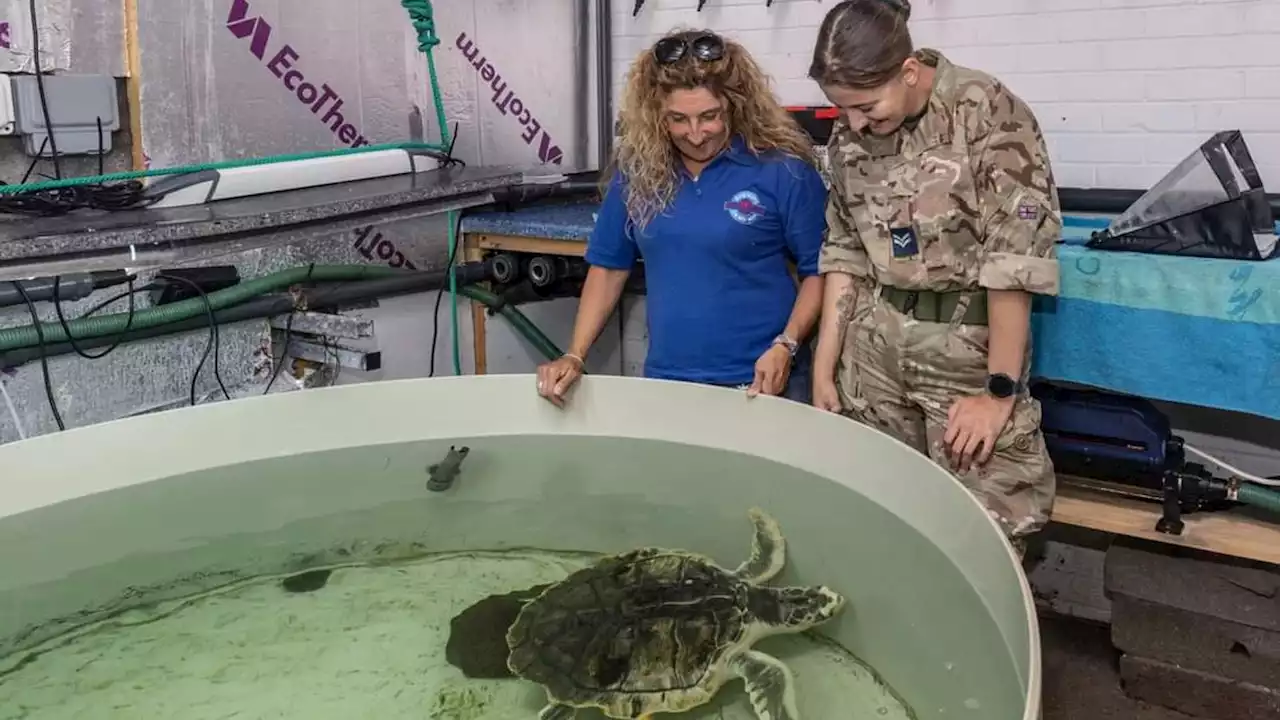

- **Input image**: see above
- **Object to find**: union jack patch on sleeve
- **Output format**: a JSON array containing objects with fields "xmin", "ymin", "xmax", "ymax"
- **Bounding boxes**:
[{"xmin": 1017, "ymin": 202, "xmax": 1039, "ymax": 220}]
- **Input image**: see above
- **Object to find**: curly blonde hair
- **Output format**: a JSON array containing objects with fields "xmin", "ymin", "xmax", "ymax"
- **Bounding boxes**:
[{"xmin": 610, "ymin": 29, "xmax": 816, "ymax": 229}]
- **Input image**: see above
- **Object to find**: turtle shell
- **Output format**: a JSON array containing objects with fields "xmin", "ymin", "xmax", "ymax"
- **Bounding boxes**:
[{"xmin": 506, "ymin": 547, "xmax": 749, "ymax": 713}]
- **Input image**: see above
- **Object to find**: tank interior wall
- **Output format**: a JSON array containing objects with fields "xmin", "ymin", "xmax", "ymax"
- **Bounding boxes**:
[{"xmin": 0, "ymin": 376, "xmax": 1039, "ymax": 718}]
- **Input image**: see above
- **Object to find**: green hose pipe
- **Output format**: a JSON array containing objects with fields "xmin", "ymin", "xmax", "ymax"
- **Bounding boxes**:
[
  {"xmin": 0, "ymin": 263, "xmax": 566, "ymax": 364},
  {"xmin": 0, "ymin": 265, "xmax": 406, "ymax": 349},
  {"xmin": 458, "ymin": 285, "xmax": 564, "ymax": 361},
  {"xmin": 1237, "ymin": 483, "xmax": 1280, "ymax": 515}
]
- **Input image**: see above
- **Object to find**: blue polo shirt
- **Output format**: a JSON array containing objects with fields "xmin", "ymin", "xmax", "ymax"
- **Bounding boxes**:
[{"xmin": 585, "ymin": 136, "xmax": 827, "ymax": 385}]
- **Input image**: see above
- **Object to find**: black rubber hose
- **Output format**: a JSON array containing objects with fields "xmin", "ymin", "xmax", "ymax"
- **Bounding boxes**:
[{"xmin": 488, "ymin": 172, "xmax": 602, "ymax": 207}]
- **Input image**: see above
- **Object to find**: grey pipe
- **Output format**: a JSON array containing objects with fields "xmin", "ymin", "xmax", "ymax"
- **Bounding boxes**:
[
  {"xmin": 594, "ymin": 0, "xmax": 613, "ymax": 169},
  {"xmin": 0, "ymin": 271, "xmax": 128, "ymax": 309},
  {"xmin": 575, "ymin": 0, "xmax": 592, "ymax": 169}
]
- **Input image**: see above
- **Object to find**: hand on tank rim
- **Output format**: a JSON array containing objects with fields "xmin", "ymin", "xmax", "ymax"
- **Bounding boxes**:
[
  {"xmin": 943, "ymin": 393, "xmax": 1015, "ymax": 473},
  {"xmin": 746, "ymin": 343, "xmax": 792, "ymax": 398},
  {"xmin": 811, "ymin": 375, "xmax": 840, "ymax": 412},
  {"xmin": 535, "ymin": 354, "xmax": 585, "ymax": 408}
]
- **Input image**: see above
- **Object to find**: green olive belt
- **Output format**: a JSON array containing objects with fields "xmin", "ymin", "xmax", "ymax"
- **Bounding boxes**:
[{"xmin": 878, "ymin": 286, "xmax": 989, "ymax": 325}]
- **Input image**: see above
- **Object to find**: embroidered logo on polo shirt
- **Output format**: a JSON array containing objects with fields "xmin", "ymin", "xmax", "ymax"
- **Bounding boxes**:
[{"xmin": 724, "ymin": 190, "xmax": 767, "ymax": 225}]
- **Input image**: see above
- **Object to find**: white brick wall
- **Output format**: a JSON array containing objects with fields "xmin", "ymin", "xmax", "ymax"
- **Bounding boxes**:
[{"xmin": 614, "ymin": 0, "xmax": 1280, "ymax": 191}]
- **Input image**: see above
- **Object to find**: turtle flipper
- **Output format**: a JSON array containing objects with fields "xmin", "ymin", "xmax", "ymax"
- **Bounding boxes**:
[
  {"xmin": 537, "ymin": 703, "xmax": 576, "ymax": 719},
  {"xmin": 731, "ymin": 650, "xmax": 800, "ymax": 720},
  {"xmin": 732, "ymin": 508, "xmax": 786, "ymax": 583}
]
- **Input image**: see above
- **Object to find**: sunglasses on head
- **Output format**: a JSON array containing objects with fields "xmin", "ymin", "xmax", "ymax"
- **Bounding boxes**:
[{"xmin": 652, "ymin": 32, "xmax": 725, "ymax": 65}]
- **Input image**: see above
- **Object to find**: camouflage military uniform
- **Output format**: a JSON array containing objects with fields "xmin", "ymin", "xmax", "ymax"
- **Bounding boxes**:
[{"xmin": 820, "ymin": 49, "xmax": 1061, "ymax": 545}]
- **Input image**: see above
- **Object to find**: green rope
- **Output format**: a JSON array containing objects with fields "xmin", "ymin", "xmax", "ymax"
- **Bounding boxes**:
[
  {"xmin": 402, "ymin": 0, "xmax": 453, "ymax": 152},
  {"xmin": 1, "ymin": 0, "xmax": 457, "ymax": 196},
  {"xmin": 403, "ymin": 0, "xmax": 462, "ymax": 374},
  {"xmin": 0, "ymin": 141, "xmax": 453, "ymax": 195}
]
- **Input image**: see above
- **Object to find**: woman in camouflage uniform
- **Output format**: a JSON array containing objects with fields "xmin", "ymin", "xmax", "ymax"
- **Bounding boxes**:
[{"xmin": 808, "ymin": 0, "xmax": 1062, "ymax": 550}]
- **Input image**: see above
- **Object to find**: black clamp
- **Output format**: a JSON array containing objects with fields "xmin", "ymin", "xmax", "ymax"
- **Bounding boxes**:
[
  {"xmin": 485, "ymin": 291, "xmax": 511, "ymax": 315},
  {"xmin": 1155, "ymin": 470, "xmax": 1185, "ymax": 535},
  {"xmin": 1153, "ymin": 462, "xmax": 1237, "ymax": 535}
]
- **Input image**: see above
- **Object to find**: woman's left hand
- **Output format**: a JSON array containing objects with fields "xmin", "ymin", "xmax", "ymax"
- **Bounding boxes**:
[
  {"xmin": 747, "ymin": 344, "xmax": 792, "ymax": 397},
  {"xmin": 943, "ymin": 394, "xmax": 1015, "ymax": 473}
]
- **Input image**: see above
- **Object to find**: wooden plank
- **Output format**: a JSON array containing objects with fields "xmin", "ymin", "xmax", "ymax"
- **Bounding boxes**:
[
  {"xmin": 463, "ymin": 240, "xmax": 488, "ymax": 375},
  {"xmin": 473, "ymin": 234, "xmax": 587, "ymax": 257},
  {"xmin": 1051, "ymin": 483, "xmax": 1280, "ymax": 566},
  {"xmin": 123, "ymin": 0, "xmax": 146, "ymax": 171}
]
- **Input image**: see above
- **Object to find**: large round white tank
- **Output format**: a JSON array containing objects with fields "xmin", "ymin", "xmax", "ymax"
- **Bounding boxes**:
[{"xmin": 0, "ymin": 375, "xmax": 1039, "ymax": 718}]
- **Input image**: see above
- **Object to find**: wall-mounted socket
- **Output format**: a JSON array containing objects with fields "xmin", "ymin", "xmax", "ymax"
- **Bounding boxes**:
[
  {"xmin": 11, "ymin": 73, "xmax": 119, "ymax": 155},
  {"xmin": 0, "ymin": 75, "xmax": 15, "ymax": 135}
]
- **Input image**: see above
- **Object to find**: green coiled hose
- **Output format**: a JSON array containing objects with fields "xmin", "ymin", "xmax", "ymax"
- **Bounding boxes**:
[
  {"xmin": 0, "ymin": 265, "xmax": 394, "ymax": 348},
  {"xmin": 0, "ymin": 265, "xmax": 565, "ymax": 364},
  {"xmin": 467, "ymin": 284, "xmax": 565, "ymax": 362}
]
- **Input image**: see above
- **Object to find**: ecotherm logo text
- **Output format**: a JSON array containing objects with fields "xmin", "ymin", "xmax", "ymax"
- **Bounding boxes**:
[
  {"xmin": 226, "ymin": 0, "xmax": 373, "ymax": 148},
  {"xmin": 454, "ymin": 32, "xmax": 564, "ymax": 165}
]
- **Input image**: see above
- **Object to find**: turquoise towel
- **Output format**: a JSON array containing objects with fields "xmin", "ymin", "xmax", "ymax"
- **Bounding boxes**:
[{"xmin": 1031, "ymin": 216, "xmax": 1280, "ymax": 419}]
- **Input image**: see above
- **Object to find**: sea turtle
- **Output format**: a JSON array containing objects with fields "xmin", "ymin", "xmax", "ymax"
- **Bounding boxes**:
[{"xmin": 505, "ymin": 507, "xmax": 846, "ymax": 720}]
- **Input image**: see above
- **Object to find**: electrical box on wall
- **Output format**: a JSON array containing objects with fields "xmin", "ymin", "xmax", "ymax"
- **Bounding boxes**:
[
  {"xmin": 0, "ymin": 75, "xmax": 15, "ymax": 135},
  {"xmin": 10, "ymin": 74, "xmax": 119, "ymax": 156}
]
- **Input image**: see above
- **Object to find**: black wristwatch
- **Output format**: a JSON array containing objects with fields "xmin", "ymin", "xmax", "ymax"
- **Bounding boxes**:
[{"xmin": 985, "ymin": 372, "xmax": 1022, "ymax": 399}]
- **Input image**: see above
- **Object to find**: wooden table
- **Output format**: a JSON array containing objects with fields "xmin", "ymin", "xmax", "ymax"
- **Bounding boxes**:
[
  {"xmin": 1053, "ymin": 483, "xmax": 1280, "ymax": 565},
  {"xmin": 461, "ymin": 229, "xmax": 1280, "ymax": 566}
]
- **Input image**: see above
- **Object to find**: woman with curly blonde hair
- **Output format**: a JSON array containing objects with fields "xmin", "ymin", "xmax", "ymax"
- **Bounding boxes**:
[{"xmin": 536, "ymin": 29, "xmax": 827, "ymax": 406}]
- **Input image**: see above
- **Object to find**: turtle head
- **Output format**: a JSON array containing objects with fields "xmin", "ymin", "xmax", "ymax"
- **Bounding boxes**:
[{"xmin": 753, "ymin": 585, "xmax": 846, "ymax": 631}]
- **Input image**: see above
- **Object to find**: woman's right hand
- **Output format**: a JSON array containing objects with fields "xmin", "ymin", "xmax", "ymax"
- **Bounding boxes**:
[
  {"xmin": 536, "ymin": 354, "xmax": 586, "ymax": 408},
  {"xmin": 812, "ymin": 376, "xmax": 842, "ymax": 413}
]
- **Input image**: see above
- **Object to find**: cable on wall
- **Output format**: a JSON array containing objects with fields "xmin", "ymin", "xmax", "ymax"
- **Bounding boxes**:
[
  {"xmin": 153, "ymin": 273, "xmax": 231, "ymax": 406},
  {"xmin": 10, "ymin": 281, "xmax": 65, "ymax": 431},
  {"xmin": 27, "ymin": 0, "xmax": 61, "ymax": 179}
]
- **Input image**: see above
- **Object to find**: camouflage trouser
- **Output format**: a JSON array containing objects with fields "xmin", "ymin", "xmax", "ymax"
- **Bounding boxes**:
[{"xmin": 836, "ymin": 293, "xmax": 1056, "ymax": 544}]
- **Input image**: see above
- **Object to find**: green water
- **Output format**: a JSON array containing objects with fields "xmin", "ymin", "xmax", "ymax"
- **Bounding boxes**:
[
  {"xmin": 0, "ymin": 550, "xmax": 912, "ymax": 719},
  {"xmin": 0, "ymin": 435, "xmax": 1027, "ymax": 718}
]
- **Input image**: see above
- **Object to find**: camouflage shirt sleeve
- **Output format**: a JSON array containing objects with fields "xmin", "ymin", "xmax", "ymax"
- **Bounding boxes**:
[
  {"xmin": 972, "ymin": 87, "xmax": 1062, "ymax": 296},
  {"xmin": 818, "ymin": 129, "xmax": 873, "ymax": 279}
]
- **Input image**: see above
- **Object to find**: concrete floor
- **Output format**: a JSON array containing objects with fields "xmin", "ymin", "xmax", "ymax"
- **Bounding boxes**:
[{"xmin": 1039, "ymin": 613, "xmax": 1198, "ymax": 720}]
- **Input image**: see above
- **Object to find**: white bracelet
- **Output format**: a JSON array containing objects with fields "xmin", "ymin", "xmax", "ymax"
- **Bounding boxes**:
[{"xmin": 563, "ymin": 352, "xmax": 585, "ymax": 367}]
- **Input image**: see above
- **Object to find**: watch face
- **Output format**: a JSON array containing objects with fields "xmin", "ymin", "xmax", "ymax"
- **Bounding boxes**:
[{"xmin": 988, "ymin": 374, "xmax": 1016, "ymax": 397}]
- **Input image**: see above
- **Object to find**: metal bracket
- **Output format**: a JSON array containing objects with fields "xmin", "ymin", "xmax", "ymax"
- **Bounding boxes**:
[
  {"xmin": 270, "ymin": 311, "xmax": 374, "ymax": 340},
  {"xmin": 286, "ymin": 338, "xmax": 381, "ymax": 372}
]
